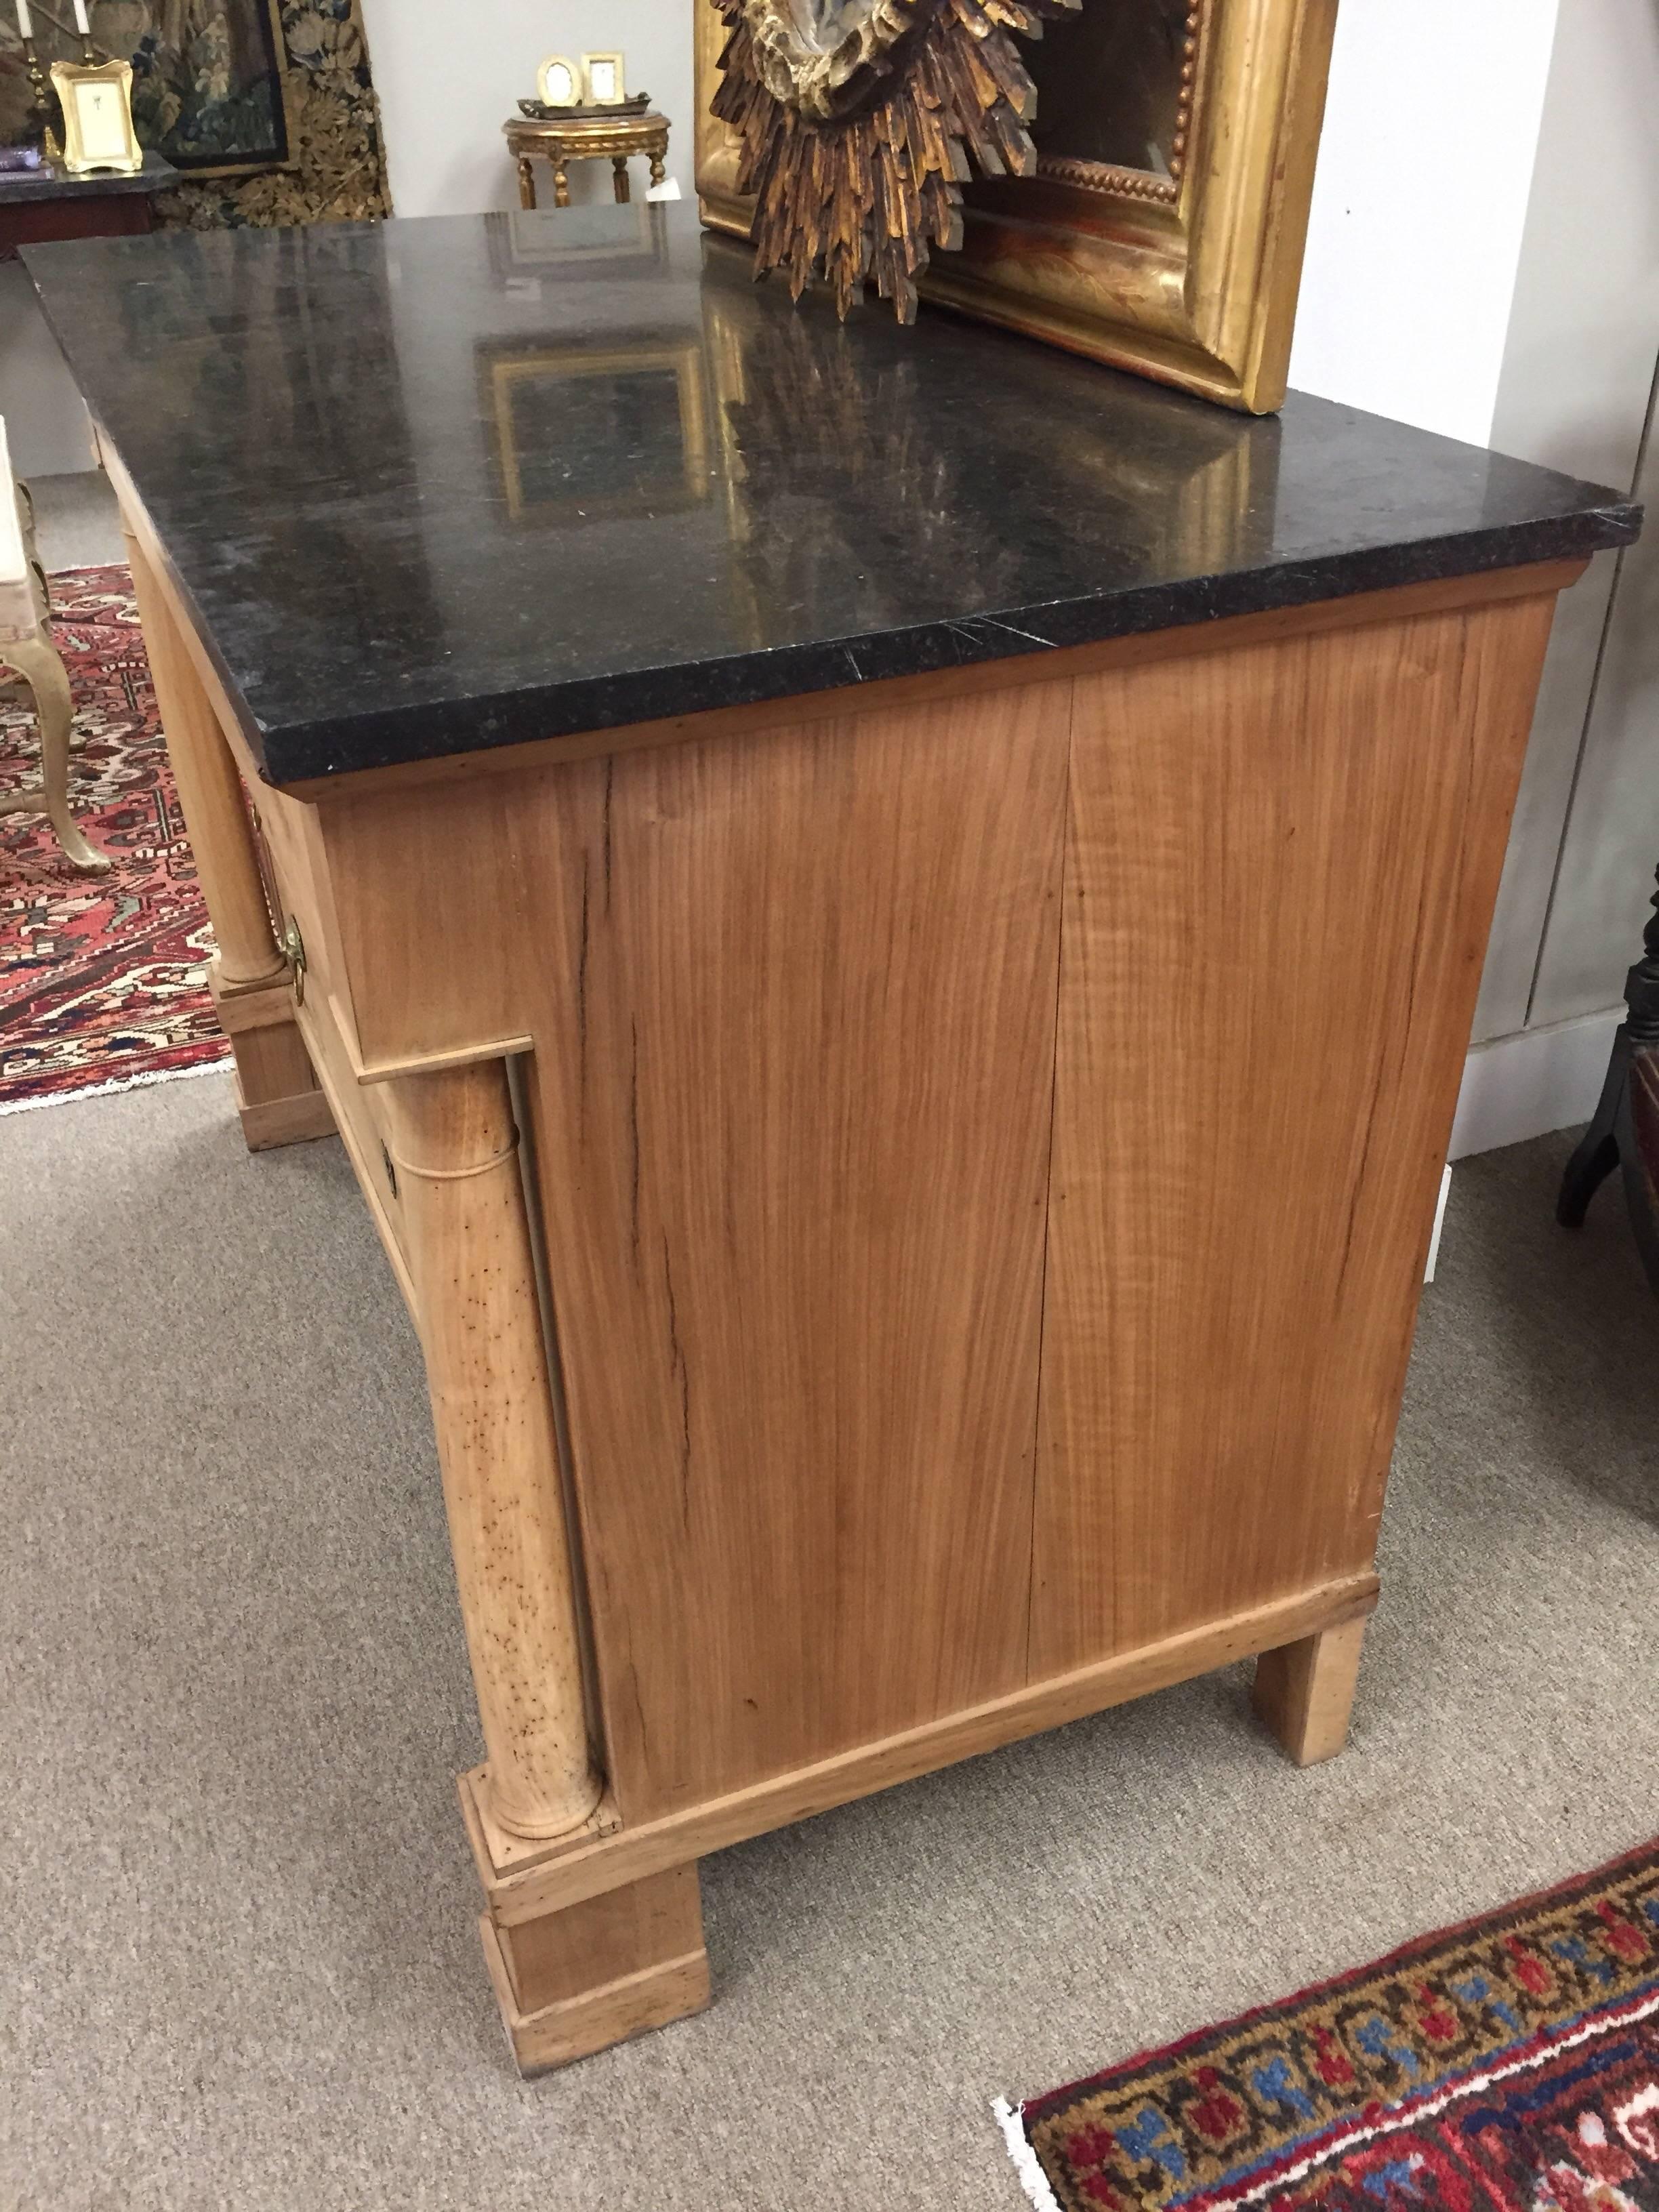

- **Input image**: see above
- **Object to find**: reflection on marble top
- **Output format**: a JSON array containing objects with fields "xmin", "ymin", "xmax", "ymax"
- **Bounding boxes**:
[{"xmin": 22, "ymin": 205, "xmax": 1641, "ymax": 785}]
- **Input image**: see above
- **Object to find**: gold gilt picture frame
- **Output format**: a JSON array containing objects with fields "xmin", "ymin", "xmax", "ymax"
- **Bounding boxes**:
[
  {"xmin": 693, "ymin": 0, "xmax": 1337, "ymax": 414},
  {"xmin": 50, "ymin": 57, "xmax": 142, "ymax": 177},
  {"xmin": 537, "ymin": 54, "xmax": 583, "ymax": 108},
  {"xmin": 582, "ymin": 52, "xmax": 628, "ymax": 104}
]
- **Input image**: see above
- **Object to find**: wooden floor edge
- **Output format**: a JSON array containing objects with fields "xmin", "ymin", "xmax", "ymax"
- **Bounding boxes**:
[{"xmin": 478, "ymin": 1572, "xmax": 1379, "ymax": 1925}]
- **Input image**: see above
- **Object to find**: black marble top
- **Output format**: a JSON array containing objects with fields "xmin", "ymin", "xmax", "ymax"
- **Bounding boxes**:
[
  {"xmin": 22, "ymin": 205, "xmax": 1641, "ymax": 786},
  {"xmin": 0, "ymin": 148, "xmax": 174, "ymax": 204}
]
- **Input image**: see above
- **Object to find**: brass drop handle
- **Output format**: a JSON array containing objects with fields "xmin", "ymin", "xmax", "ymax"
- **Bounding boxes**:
[{"xmin": 281, "ymin": 915, "xmax": 306, "ymax": 1006}]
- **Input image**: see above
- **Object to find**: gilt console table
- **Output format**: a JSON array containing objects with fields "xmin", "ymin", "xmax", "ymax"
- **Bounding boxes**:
[{"xmin": 24, "ymin": 209, "xmax": 1639, "ymax": 2075}]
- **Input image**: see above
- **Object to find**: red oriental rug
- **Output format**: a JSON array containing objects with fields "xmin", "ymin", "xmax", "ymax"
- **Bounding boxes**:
[
  {"xmin": 999, "ymin": 1839, "xmax": 1659, "ymax": 2212},
  {"xmin": 0, "ymin": 565, "xmax": 228, "ymax": 1115}
]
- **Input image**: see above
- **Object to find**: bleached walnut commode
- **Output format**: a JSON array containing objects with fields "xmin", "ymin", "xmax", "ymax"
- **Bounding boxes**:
[{"xmin": 24, "ymin": 209, "xmax": 1639, "ymax": 2074}]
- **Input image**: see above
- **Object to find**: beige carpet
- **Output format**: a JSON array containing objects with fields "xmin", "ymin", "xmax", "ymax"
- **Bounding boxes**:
[{"xmin": 1, "ymin": 1074, "xmax": 1656, "ymax": 2212}]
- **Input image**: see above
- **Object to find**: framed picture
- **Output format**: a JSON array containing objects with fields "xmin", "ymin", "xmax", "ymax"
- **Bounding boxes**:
[
  {"xmin": 692, "ymin": 0, "xmax": 1337, "ymax": 415},
  {"xmin": 537, "ymin": 54, "xmax": 582, "ymax": 109},
  {"xmin": 49, "ymin": 58, "xmax": 142, "ymax": 177},
  {"xmin": 583, "ymin": 52, "xmax": 626, "ymax": 105}
]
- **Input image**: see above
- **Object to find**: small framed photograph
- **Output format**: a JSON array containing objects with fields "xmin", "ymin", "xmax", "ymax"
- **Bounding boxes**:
[
  {"xmin": 582, "ymin": 52, "xmax": 626, "ymax": 105},
  {"xmin": 535, "ymin": 54, "xmax": 582, "ymax": 109},
  {"xmin": 49, "ymin": 58, "xmax": 142, "ymax": 177}
]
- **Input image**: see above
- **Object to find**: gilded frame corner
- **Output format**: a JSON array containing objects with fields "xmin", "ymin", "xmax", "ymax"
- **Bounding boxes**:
[{"xmin": 691, "ymin": 0, "xmax": 1337, "ymax": 414}]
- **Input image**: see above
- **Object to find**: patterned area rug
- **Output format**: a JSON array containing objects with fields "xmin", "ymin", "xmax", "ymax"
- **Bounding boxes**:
[
  {"xmin": 1000, "ymin": 1840, "xmax": 1659, "ymax": 2212},
  {"xmin": 0, "ymin": 565, "xmax": 228, "ymax": 1115}
]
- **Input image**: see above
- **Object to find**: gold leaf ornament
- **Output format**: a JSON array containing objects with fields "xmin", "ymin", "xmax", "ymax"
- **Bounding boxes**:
[{"xmin": 714, "ymin": 0, "xmax": 1081, "ymax": 322}]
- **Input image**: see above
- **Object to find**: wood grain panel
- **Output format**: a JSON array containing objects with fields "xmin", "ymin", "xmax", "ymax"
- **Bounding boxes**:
[
  {"xmin": 523, "ymin": 687, "xmax": 1070, "ymax": 1820},
  {"xmin": 1031, "ymin": 593, "xmax": 1559, "ymax": 1673}
]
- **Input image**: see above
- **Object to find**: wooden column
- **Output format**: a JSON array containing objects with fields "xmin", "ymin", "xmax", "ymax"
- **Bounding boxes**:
[
  {"xmin": 123, "ymin": 529, "xmax": 332, "ymax": 1149},
  {"xmin": 382, "ymin": 1060, "xmax": 602, "ymax": 1841}
]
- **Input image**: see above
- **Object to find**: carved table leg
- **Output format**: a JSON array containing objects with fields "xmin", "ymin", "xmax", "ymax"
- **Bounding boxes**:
[
  {"xmin": 1253, "ymin": 1616, "xmax": 1368, "ymax": 1767},
  {"xmin": 0, "ymin": 630, "xmax": 110, "ymax": 871},
  {"xmin": 516, "ymin": 155, "xmax": 537, "ymax": 210},
  {"xmin": 124, "ymin": 531, "xmax": 333, "ymax": 1150},
  {"xmin": 552, "ymin": 163, "xmax": 571, "ymax": 209},
  {"xmin": 611, "ymin": 155, "xmax": 630, "ymax": 203},
  {"xmin": 649, "ymin": 150, "xmax": 666, "ymax": 190}
]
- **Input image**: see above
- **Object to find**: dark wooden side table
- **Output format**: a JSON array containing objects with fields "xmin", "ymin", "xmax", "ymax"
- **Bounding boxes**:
[
  {"xmin": 1557, "ymin": 863, "xmax": 1659, "ymax": 1293},
  {"xmin": 0, "ymin": 150, "xmax": 176, "ymax": 261},
  {"xmin": 503, "ymin": 112, "xmax": 670, "ymax": 209}
]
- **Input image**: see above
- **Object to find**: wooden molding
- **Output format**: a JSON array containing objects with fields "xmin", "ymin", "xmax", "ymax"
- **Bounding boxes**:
[{"xmin": 470, "ymin": 1574, "xmax": 1378, "ymax": 1925}]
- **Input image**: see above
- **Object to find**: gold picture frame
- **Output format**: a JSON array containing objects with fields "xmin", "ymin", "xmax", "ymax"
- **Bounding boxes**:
[
  {"xmin": 693, "ymin": 0, "xmax": 1337, "ymax": 414},
  {"xmin": 582, "ymin": 52, "xmax": 627, "ymax": 105},
  {"xmin": 49, "ymin": 56, "xmax": 142, "ymax": 177},
  {"xmin": 536, "ymin": 54, "xmax": 583, "ymax": 109}
]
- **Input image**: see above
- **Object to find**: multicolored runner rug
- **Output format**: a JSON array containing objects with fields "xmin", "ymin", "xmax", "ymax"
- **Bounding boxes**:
[
  {"xmin": 0, "ymin": 565, "xmax": 228, "ymax": 1115},
  {"xmin": 999, "ymin": 1839, "xmax": 1659, "ymax": 2212}
]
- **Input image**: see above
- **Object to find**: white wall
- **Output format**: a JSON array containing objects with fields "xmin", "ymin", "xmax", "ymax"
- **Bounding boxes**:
[
  {"xmin": 1287, "ymin": 0, "xmax": 1559, "ymax": 447},
  {"xmin": 358, "ymin": 0, "xmax": 695, "ymax": 218},
  {"xmin": 1451, "ymin": 0, "xmax": 1659, "ymax": 1150}
]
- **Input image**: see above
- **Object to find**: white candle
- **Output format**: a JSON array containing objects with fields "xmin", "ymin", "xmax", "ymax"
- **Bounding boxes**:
[
  {"xmin": 15, "ymin": 0, "xmax": 33, "ymax": 41},
  {"xmin": 72, "ymin": 0, "xmax": 89, "ymax": 30}
]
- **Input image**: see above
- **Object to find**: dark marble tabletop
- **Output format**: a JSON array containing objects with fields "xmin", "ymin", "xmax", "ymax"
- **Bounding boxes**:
[
  {"xmin": 22, "ymin": 205, "xmax": 1641, "ymax": 785},
  {"xmin": 0, "ymin": 148, "xmax": 175, "ymax": 204}
]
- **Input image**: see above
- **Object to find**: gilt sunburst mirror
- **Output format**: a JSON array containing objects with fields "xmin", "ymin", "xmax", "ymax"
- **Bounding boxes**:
[
  {"xmin": 708, "ymin": 0, "xmax": 1082, "ymax": 320},
  {"xmin": 695, "ymin": 0, "xmax": 1340, "ymax": 413}
]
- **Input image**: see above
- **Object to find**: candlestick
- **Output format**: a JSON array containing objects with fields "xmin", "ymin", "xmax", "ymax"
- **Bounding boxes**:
[{"xmin": 20, "ymin": 34, "xmax": 61, "ymax": 159}]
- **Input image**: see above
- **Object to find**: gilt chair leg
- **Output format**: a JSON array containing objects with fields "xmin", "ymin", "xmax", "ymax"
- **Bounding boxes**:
[{"xmin": 0, "ymin": 631, "xmax": 110, "ymax": 873}]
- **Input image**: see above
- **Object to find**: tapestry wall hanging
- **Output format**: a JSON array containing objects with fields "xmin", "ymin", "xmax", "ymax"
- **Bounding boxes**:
[{"xmin": 0, "ymin": 0, "xmax": 389, "ymax": 226}]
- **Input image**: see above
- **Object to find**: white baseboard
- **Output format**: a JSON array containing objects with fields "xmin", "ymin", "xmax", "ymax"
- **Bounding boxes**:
[{"xmin": 1450, "ymin": 1007, "xmax": 1620, "ymax": 1161}]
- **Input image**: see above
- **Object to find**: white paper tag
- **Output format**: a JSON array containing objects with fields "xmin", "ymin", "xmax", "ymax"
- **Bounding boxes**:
[{"xmin": 646, "ymin": 177, "xmax": 682, "ymax": 202}]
